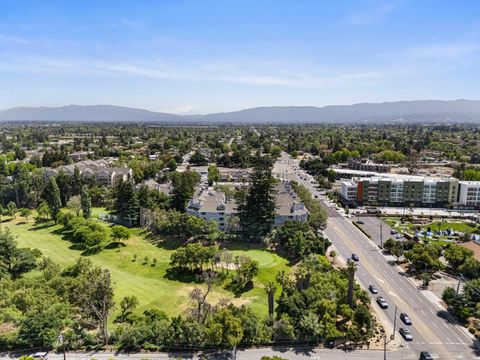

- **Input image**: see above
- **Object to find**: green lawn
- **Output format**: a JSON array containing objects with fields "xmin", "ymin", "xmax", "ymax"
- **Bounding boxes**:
[
  {"xmin": 385, "ymin": 217, "xmax": 478, "ymax": 244},
  {"xmin": 1, "ymin": 212, "xmax": 290, "ymax": 320}
]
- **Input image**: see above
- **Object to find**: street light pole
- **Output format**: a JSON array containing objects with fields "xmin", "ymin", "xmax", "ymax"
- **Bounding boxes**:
[
  {"xmin": 383, "ymin": 333, "xmax": 387, "ymax": 360},
  {"xmin": 380, "ymin": 219, "xmax": 383, "ymax": 248},
  {"xmin": 392, "ymin": 305, "xmax": 398, "ymax": 339},
  {"xmin": 456, "ymin": 273, "xmax": 464, "ymax": 295}
]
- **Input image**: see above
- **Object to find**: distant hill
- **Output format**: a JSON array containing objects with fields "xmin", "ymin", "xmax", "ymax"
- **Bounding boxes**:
[
  {"xmin": 2, "ymin": 100, "xmax": 480, "ymax": 123},
  {"xmin": 0, "ymin": 104, "xmax": 181, "ymax": 122}
]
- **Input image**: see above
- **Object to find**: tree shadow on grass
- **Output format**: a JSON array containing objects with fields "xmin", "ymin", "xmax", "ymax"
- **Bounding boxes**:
[
  {"xmin": 143, "ymin": 231, "xmax": 186, "ymax": 251},
  {"xmin": 30, "ymin": 221, "xmax": 56, "ymax": 231},
  {"xmin": 224, "ymin": 280, "xmax": 253, "ymax": 298},
  {"xmin": 164, "ymin": 267, "xmax": 205, "ymax": 284},
  {"xmin": 105, "ymin": 241, "xmax": 127, "ymax": 249}
]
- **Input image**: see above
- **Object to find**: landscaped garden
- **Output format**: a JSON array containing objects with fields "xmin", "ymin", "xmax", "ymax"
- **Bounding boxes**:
[{"xmin": 385, "ymin": 216, "xmax": 479, "ymax": 244}]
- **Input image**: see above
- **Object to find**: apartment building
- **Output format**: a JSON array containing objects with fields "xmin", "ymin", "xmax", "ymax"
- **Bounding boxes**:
[
  {"xmin": 186, "ymin": 181, "xmax": 308, "ymax": 231},
  {"xmin": 458, "ymin": 182, "xmax": 480, "ymax": 207},
  {"xmin": 347, "ymin": 158, "xmax": 391, "ymax": 173},
  {"xmin": 340, "ymin": 176, "xmax": 461, "ymax": 207},
  {"xmin": 44, "ymin": 159, "xmax": 132, "ymax": 187}
]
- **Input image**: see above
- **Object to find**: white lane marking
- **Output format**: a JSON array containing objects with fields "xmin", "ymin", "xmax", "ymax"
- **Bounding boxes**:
[
  {"xmin": 389, "ymin": 290, "xmax": 401, "ymax": 301},
  {"xmin": 375, "ymin": 277, "xmax": 385, "ymax": 284}
]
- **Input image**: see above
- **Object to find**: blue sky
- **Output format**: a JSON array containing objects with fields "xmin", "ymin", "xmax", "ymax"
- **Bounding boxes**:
[{"xmin": 1, "ymin": 0, "xmax": 480, "ymax": 114}]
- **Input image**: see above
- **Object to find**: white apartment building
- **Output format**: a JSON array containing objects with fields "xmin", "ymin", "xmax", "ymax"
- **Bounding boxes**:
[
  {"xmin": 341, "ymin": 180, "xmax": 358, "ymax": 201},
  {"xmin": 459, "ymin": 182, "xmax": 480, "ymax": 207},
  {"xmin": 186, "ymin": 181, "xmax": 309, "ymax": 231}
]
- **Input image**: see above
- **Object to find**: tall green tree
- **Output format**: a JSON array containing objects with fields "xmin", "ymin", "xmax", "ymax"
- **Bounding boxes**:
[
  {"xmin": 73, "ymin": 165, "xmax": 82, "ymax": 195},
  {"xmin": 81, "ymin": 185, "xmax": 92, "ymax": 219},
  {"xmin": 265, "ymin": 281, "xmax": 276, "ymax": 317},
  {"xmin": 207, "ymin": 165, "xmax": 221, "ymax": 186},
  {"xmin": 45, "ymin": 177, "xmax": 62, "ymax": 223},
  {"xmin": 171, "ymin": 170, "xmax": 201, "ymax": 212},
  {"xmin": 237, "ymin": 158, "xmax": 276, "ymax": 240},
  {"xmin": 75, "ymin": 267, "xmax": 115, "ymax": 345}
]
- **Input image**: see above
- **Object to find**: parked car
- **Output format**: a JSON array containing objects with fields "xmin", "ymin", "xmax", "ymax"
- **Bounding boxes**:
[
  {"xmin": 390, "ymin": 229, "xmax": 397, "ymax": 235},
  {"xmin": 395, "ymin": 234, "xmax": 403, "ymax": 239},
  {"xmin": 368, "ymin": 284, "xmax": 378, "ymax": 294},
  {"xmin": 399, "ymin": 327, "xmax": 413, "ymax": 341},
  {"xmin": 32, "ymin": 352, "xmax": 48, "ymax": 360},
  {"xmin": 356, "ymin": 220, "xmax": 364, "ymax": 224},
  {"xmin": 351, "ymin": 253, "xmax": 359, "ymax": 261},
  {"xmin": 400, "ymin": 312, "xmax": 412, "ymax": 325},
  {"xmin": 376, "ymin": 296, "xmax": 389, "ymax": 309},
  {"xmin": 419, "ymin": 351, "xmax": 433, "ymax": 360}
]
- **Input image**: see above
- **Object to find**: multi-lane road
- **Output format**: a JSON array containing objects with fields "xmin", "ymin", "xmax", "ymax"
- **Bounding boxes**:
[{"xmin": 274, "ymin": 152, "xmax": 480, "ymax": 360}]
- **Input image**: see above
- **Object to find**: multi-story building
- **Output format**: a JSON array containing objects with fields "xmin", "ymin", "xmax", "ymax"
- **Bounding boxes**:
[
  {"xmin": 186, "ymin": 181, "xmax": 308, "ymax": 231},
  {"xmin": 44, "ymin": 159, "xmax": 132, "ymax": 187},
  {"xmin": 458, "ymin": 182, "xmax": 480, "ymax": 207},
  {"xmin": 340, "ymin": 176, "xmax": 461, "ymax": 208},
  {"xmin": 347, "ymin": 158, "xmax": 391, "ymax": 173}
]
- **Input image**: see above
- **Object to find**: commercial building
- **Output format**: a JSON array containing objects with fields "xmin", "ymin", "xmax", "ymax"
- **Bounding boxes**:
[
  {"xmin": 186, "ymin": 180, "xmax": 308, "ymax": 231},
  {"xmin": 347, "ymin": 158, "xmax": 391, "ymax": 173},
  {"xmin": 340, "ymin": 176, "xmax": 462, "ymax": 208}
]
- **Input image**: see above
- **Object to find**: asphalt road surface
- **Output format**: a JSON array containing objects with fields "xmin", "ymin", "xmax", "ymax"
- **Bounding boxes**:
[
  {"xmin": 274, "ymin": 152, "xmax": 480, "ymax": 360},
  {"xmin": 355, "ymin": 216, "xmax": 402, "ymax": 248}
]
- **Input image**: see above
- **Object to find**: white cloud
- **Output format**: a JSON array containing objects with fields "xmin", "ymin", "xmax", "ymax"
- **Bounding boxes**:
[
  {"xmin": 348, "ymin": 3, "xmax": 397, "ymax": 25},
  {"xmin": 160, "ymin": 105, "xmax": 194, "ymax": 115},
  {"xmin": 403, "ymin": 43, "xmax": 480, "ymax": 60},
  {"xmin": 0, "ymin": 55, "xmax": 395, "ymax": 88}
]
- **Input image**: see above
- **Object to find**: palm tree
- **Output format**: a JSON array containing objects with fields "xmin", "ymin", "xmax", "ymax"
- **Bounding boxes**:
[
  {"xmin": 265, "ymin": 281, "xmax": 276, "ymax": 317},
  {"xmin": 330, "ymin": 250, "xmax": 337, "ymax": 265},
  {"xmin": 347, "ymin": 260, "xmax": 357, "ymax": 308}
]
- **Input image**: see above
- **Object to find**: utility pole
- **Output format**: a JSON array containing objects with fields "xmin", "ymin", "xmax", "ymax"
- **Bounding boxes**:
[
  {"xmin": 58, "ymin": 333, "xmax": 66, "ymax": 360},
  {"xmin": 383, "ymin": 333, "xmax": 387, "ymax": 360},
  {"xmin": 456, "ymin": 273, "xmax": 464, "ymax": 295},
  {"xmin": 380, "ymin": 219, "xmax": 383, "ymax": 248},
  {"xmin": 392, "ymin": 305, "xmax": 398, "ymax": 339}
]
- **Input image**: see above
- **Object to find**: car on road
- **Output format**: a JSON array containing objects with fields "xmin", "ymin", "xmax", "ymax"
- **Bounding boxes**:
[
  {"xmin": 368, "ymin": 284, "xmax": 378, "ymax": 294},
  {"xmin": 419, "ymin": 351, "xmax": 433, "ymax": 360},
  {"xmin": 376, "ymin": 296, "xmax": 389, "ymax": 309},
  {"xmin": 399, "ymin": 327, "xmax": 413, "ymax": 341},
  {"xmin": 32, "ymin": 352, "xmax": 48, "ymax": 360},
  {"xmin": 351, "ymin": 253, "xmax": 359, "ymax": 261},
  {"xmin": 390, "ymin": 229, "xmax": 397, "ymax": 235},
  {"xmin": 400, "ymin": 312, "xmax": 412, "ymax": 325},
  {"xmin": 356, "ymin": 220, "xmax": 364, "ymax": 224}
]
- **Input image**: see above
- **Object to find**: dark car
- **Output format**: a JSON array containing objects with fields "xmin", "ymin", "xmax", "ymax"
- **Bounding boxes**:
[
  {"xmin": 356, "ymin": 220, "xmax": 364, "ymax": 224},
  {"xmin": 419, "ymin": 351, "xmax": 433, "ymax": 360},
  {"xmin": 390, "ymin": 229, "xmax": 397, "ymax": 235},
  {"xmin": 368, "ymin": 284, "xmax": 378, "ymax": 294},
  {"xmin": 351, "ymin": 253, "xmax": 359, "ymax": 261},
  {"xmin": 400, "ymin": 312, "xmax": 412, "ymax": 325},
  {"xmin": 399, "ymin": 327, "xmax": 413, "ymax": 341},
  {"xmin": 376, "ymin": 296, "xmax": 389, "ymax": 309}
]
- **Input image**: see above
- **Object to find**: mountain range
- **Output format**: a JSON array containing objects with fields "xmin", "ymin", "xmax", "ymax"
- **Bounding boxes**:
[{"xmin": 2, "ymin": 100, "xmax": 480, "ymax": 124}]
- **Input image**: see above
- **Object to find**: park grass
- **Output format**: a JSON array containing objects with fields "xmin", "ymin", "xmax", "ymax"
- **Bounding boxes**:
[
  {"xmin": 1, "ymin": 211, "xmax": 290, "ymax": 320},
  {"xmin": 385, "ymin": 216, "xmax": 478, "ymax": 245}
]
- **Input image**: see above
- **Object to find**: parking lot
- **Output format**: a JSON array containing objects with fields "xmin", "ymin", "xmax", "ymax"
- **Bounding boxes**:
[{"xmin": 354, "ymin": 216, "xmax": 401, "ymax": 247}]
